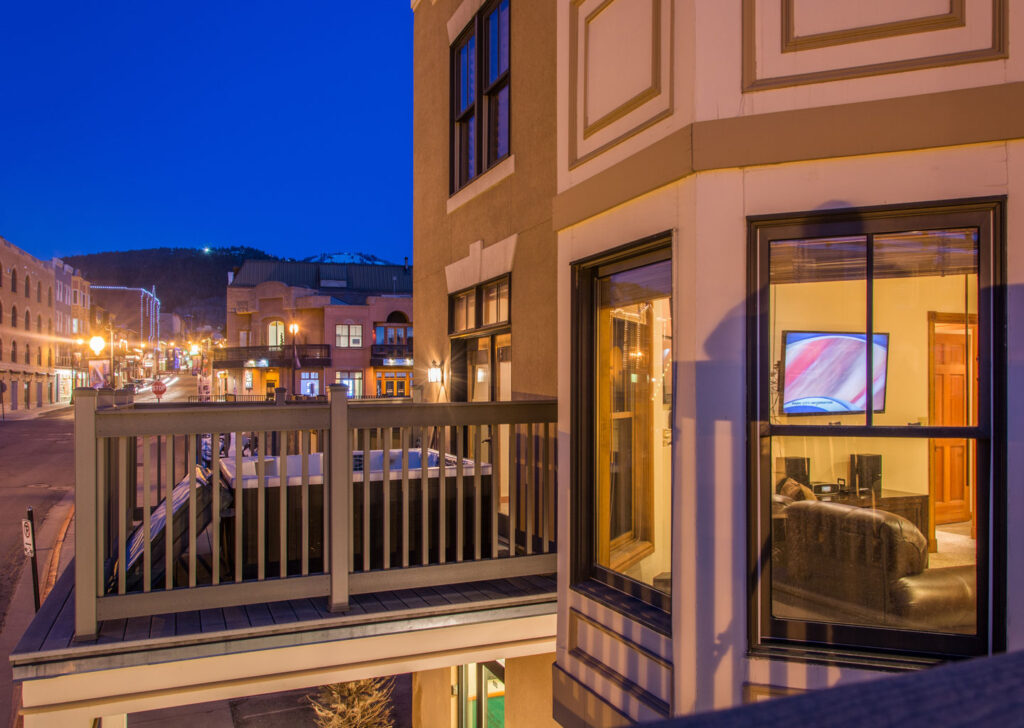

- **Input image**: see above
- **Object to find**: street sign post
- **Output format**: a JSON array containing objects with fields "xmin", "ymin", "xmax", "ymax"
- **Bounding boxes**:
[
  {"xmin": 22, "ymin": 508, "xmax": 39, "ymax": 611},
  {"xmin": 152, "ymin": 379, "xmax": 167, "ymax": 402}
]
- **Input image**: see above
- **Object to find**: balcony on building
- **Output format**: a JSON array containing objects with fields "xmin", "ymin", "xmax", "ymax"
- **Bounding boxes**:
[
  {"xmin": 11, "ymin": 386, "xmax": 557, "ymax": 725},
  {"xmin": 213, "ymin": 343, "xmax": 332, "ymax": 369}
]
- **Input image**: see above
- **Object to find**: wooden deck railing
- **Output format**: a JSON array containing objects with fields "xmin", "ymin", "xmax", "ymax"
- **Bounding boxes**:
[{"xmin": 72, "ymin": 386, "xmax": 557, "ymax": 640}]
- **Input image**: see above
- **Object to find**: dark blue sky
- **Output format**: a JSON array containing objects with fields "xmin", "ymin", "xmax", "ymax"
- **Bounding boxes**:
[{"xmin": 0, "ymin": 2, "xmax": 413, "ymax": 264}]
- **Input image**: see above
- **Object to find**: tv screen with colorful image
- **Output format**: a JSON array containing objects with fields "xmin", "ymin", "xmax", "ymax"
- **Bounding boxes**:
[{"xmin": 781, "ymin": 331, "xmax": 889, "ymax": 414}]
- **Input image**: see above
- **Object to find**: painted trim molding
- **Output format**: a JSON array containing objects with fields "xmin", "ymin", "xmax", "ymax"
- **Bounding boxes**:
[
  {"xmin": 568, "ymin": 0, "xmax": 674, "ymax": 168},
  {"xmin": 552, "ymin": 662, "xmax": 632, "ymax": 728},
  {"xmin": 781, "ymin": 0, "xmax": 966, "ymax": 53},
  {"xmin": 554, "ymin": 81, "xmax": 1024, "ymax": 230},
  {"xmin": 444, "ymin": 234, "xmax": 518, "ymax": 293},
  {"xmin": 446, "ymin": 154, "xmax": 516, "ymax": 214},
  {"xmin": 742, "ymin": 0, "xmax": 1007, "ymax": 91},
  {"xmin": 447, "ymin": 0, "xmax": 487, "ymax": 43}
]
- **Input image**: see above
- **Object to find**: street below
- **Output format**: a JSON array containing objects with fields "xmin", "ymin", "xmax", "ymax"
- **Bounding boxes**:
[{"xmin": 0, "ymin": 374, "xmax": 197, "ymax": 633}]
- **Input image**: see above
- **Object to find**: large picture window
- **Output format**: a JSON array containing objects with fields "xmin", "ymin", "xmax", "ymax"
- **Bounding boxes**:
[
  {"xmin": 572, "ymin": 235, "xmax": 673, "ymax": 616},
  {"xmin": 749, "ymin": 199, "xmax": 1005, "ymax": 662},
  {"xmin": 451, "ymin": 0, "xmax": 510, "ymax": 193}
]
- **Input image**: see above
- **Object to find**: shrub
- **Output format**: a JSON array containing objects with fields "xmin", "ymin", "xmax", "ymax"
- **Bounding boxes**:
[{"xmin": 309, "ymin": 677, "xmax": 395, "ymax": 728}]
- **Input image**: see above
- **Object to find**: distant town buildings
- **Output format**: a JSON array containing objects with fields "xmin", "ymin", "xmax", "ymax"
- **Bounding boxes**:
[
  {"xmin": 0, "ymin": 237, "xmax": 57, "ymax": 410},
  {"xmin": 221, "ymin": 258, "xmax": 413, "ymax": 399}
]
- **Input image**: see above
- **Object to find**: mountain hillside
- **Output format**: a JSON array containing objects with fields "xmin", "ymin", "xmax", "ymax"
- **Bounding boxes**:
[{"xmin": 64, "ymin": 246, "xmax": 279, "ymax": 330}]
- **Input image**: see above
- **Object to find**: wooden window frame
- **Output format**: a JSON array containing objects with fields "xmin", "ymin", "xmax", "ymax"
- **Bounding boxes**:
[
  {"xmin": 571, "ymin": 233, "xmax": 673, "ymax": 621},
  {"xmin": 449, "ymin": 0, "xmax": 511, "ymax": 194},
  {"xmin": 747, "ymin": 198, "xmax": 1007, "ymax": 665}
]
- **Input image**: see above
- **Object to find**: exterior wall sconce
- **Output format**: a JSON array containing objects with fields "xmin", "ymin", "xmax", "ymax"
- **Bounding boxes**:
[{"xmin": 428, "ymin": 360, "xmax": 443, "ymax": 383}]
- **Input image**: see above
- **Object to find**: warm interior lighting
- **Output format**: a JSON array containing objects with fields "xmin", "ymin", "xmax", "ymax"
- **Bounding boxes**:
[{"xmin": 88, "ymin": 336, "xmax": 105, "ymax": 355}]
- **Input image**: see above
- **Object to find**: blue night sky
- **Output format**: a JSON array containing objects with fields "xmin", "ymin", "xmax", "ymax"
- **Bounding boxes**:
[{"xmin": 0, "ymin": 2, "xmax": 414, "ymax": 264}]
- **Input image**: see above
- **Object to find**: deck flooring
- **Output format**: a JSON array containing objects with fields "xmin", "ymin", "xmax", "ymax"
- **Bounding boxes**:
[{"xmin": 12, "ymin": 564, "xmax": 556, "ymax": 674}]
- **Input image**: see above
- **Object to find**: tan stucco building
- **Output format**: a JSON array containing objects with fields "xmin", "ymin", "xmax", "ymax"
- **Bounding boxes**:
[{"xmin": 0, "ymin": 236, "xmax": 57, "ymax": 410}]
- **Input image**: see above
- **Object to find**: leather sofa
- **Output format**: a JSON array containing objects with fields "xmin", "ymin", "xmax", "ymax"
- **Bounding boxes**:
[{"xmin": 774, "ymin": 499, "xmax": 975, "ymax": 633}]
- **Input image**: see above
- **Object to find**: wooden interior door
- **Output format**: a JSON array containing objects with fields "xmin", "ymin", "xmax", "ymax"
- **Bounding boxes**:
[{"xmin": 929, "ymin": 315, "xmax": 977, "ymax": 529}]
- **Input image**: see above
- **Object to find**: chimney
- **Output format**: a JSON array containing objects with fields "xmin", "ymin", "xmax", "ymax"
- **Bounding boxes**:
[
  {"xmin": 404, "ymin": 256, "xmax": 409, "ymax": 272},
  {"xmin": 227, "ymin": 271, "xmax": 235, "ymax": 284}
]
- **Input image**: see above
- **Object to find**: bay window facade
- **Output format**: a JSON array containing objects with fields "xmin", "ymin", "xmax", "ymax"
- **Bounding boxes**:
[
  {"xmin": 572, "ymin": 235, "xmax": 674, "ymax": 617},
  {"xmin": 749, "ymin": 199, "xmax": 1005, "ymax": 662}
]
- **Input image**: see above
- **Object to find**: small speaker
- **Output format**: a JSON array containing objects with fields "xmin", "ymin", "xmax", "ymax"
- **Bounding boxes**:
[
  {"xmin": 776, "ymin": 456, "xmax": 810, "ymax": 487},
  {"xmin": 849, "ymin": 454, "xmax": 882, "ymax": 495}
]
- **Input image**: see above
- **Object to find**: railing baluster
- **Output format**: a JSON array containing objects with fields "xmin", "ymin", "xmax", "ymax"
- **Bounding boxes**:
[
  {"xmin": 234, "ymin": 431, "xmax": 243, "ymax": 583},
  {"xmin": 401, "ymin": 426, "xmax": 410, "ymax": 568},
  {"xmin": 117, "ymin": 437, "xmax": 128, "ymax": 595},
  {"xmin": 301, "ymin": 429, "xmax": 309, "ymax": 576},
  {"xmin": 526, "ymin": 422, "xmax": 535, "ymax": 556},
  {"xmin": 212, "ymin": 432, "xmax": 221, "ymax": 585},
  {"xmin": 474, "ymin": 424, "xmax": 482, "ymax": 561},
  {"xmin": 491, "ymin": 421, "xmax": 499, "ymax": 559},
  {"xmin": 257, "ymin": 430, "xmax": 266, "ymax": 581},
  {"xmin": 438, "ymin": 424, "xmax": 447, "ymax": 564},
  {"xmin": 188, "ymin": 435, "xmax": 197, "ymax": 587},
  {"xmin": 143, "ymin": 435, "xmax": 152, "ymax": 592},
  {"xmin": 508, "ymin": 424, "xmax": 517, "ymax": 558},
  {"xmin": 164, "ymin": 435, "xmax": 173, "ymax": 590},
  {"xmin": 421, "ymin": 425, "xmax": 429, "ymax": 566},
  {"xmin": 362, "ymin": 429, "xmax": 370, "ymax": 572},
  {"xmin": 543, "ymin": 422, "xmax": 551, "ymax": 553},
  {"xmin": 456, "ymin": 426, "xmax": 464, "ymax": 562},
  {"xmin": 383, "ymin": 426, "xmax": 392, "ymax": 570},
  {"xmin": 279, "ymin": 428, "xmax": 288, "ymax": 579},
  {"xmin": 328, "ymin": 384, "xmax": 350, "ymax": 612}
]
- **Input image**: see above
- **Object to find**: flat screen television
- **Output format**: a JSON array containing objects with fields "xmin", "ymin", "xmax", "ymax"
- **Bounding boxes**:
[{"xmin": 781, "ymin": 331, "xmax": 889, "ymax": 414}]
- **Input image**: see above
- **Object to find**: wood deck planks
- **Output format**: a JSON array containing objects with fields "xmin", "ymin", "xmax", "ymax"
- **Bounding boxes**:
[
  {"xmin": 122, "ymin": 616, "xmax": 153, "ymax": 642},
  {"xmin": 97, "ymin": 619, "xmax": 127, "ymax": 645},
  {"xmin": 39, "ymin": 590, "xmax": 76, "ymax": 653},
  {"xmin": 267, "ymin": 601, "xmax": 297, "ymax": 625},
  {"xmin": 175, "ymin": 611, "xmax": 202, "ymax": 637},
  {"xmin": 222, "ymin": 605, "xmax": 251, "ymax": 631},
  {"xmin": 15, "ymin": 569, "xmax": 73, "ymax": 653},
  {"xmin": 13, "ymin": 574, "xmax": 556, "ymax": 668},
  {"xmin": 200, "ymin": 609, "xmax": 227, "ymax": 633}
]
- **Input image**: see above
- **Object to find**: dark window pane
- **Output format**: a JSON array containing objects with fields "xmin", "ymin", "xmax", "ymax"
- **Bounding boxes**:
[
  {"xmin": 488, "ymin": 9, "xmax": 499, "ymax": 84},
  {"xmin": 487, "ymin": 85, "xmax": 509, "ymax": 164},
  {"xmin": 499, "ymin": 0, "xmax": 509, "ymax": 73}
]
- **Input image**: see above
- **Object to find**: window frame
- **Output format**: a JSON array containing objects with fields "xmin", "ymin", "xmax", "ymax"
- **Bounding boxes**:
[
  {"xmin": 335, "ymin": 323, "xmax": 363, "ymax": 348},
  {"xmin": 747, "ymin": 198, "xmax": 1006, "ymax": 664},
  {"xmin": 449, "ymin": 274, "xmax": 511, "ymax": 337},
  {"xmin": 449, "ymin": 0, "xmax": 511, "ymax": 194},
  {"xmin": 571, "ymin": 232, "xmax": 674, "ymax": 623}
]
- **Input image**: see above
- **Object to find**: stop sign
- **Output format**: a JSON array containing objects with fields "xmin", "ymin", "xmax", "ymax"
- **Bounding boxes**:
[{"xmin": 152, "ymin": 380, "xmax": 167, "ymax": 398}]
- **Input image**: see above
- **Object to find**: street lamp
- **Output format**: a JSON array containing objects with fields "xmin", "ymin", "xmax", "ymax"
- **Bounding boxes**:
[
  {"xmin": 288, "ymin": 323, "xmax": 300, "ymax": 396},
  {"xmin": 88, "ymin": 335, "xmax": 107, "ymax": 388}
]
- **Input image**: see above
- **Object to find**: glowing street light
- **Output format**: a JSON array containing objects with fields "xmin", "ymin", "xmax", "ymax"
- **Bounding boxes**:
[{"xmin": 88, "ymin": 336, "xmax": 105, "ymax": 355}]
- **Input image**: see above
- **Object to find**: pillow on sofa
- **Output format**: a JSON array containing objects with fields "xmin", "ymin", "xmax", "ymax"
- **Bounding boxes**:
[{"xmin": 778, "ymin": 477, "xmax": 817, "ymax": 501}]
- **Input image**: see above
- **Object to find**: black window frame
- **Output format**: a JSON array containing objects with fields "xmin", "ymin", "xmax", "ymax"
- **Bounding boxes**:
[
  {"xmin": 571, "ymin": 232, "xmax": 674, "ymax": 628},
  {"xmin": 747, "ymin": 198, "xmax": 1006, "ymax": 666},
  {"xmin": 449, "ymin": 0, "xmax": 511, "ymax": 194}
]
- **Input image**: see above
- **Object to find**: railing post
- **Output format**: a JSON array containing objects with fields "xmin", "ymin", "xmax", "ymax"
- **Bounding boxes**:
[
  {"xmin": 328, "ymin": 384, "xmax": 350, "ymax": 612},
  {"xmin": 74, "ymin": 388, "xmax": 99, "ymax": 640}
]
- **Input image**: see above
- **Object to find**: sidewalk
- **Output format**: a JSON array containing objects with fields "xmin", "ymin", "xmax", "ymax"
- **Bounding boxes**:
[
  {"xmin": 0, "ymin": 400, "xmax": 72, "ymax": 423},
  {"xmin": 0, "ymin": 491, "xmax": 75, "ymax": 728}
]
